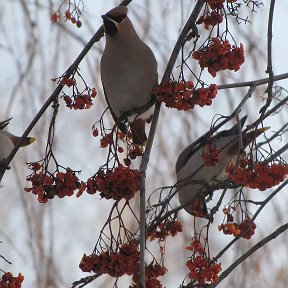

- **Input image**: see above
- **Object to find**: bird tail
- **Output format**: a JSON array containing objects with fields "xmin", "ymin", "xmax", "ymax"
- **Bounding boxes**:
[
  {"xmin": 130, "ymin": 118, "xmax": 147, "ymax": 145},
  {"xmin": 242, "ymin": 127, "xmax": 270, "ymax": 148},
  {"xmin": 22, "ymin": 137, "xmax": 36, "ymax": 146}
]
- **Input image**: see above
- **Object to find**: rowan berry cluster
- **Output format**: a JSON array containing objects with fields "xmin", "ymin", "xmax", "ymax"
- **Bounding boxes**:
[
  {"xmin": 86, "ymin": 165, "xmax": 142, "ymax": 201},
  {"xmin": 197, "ymin": 11, "xmax": 223, "ymax": 29},
  {"xmin": 99, "ymin": 132, "xmax": 112, "ymax": 148},
  {"xmin": 192, "ymin": 37, "xmax": 245, "ymax": 77},
  {"xmin": 0, "ymin": 272, "xmax": 24, "ymax": 288},
  {"xmin": 202, "ymin": 141, "xmax": 221, "ymax": 166},
  {"xmin": 226, "ymin": 159, "xmax": 288, "ymax": 191},
  {"xmin": 79, "ymin": 240, "xmax": 139, "ymax": 277},
  {"xmin": 51, "ymin": 12, "xmax": 60, "ymax": 23},
  {"xmin": 218, "ymin": 218, "xmax": 256, "ymax": 239},
  {"xmin": 127, "ymin": 145, "xmax": 143, "ymax": 159},
  {"xmin": 148, "ymin": 220, "xmax": 182, "ymax": 241},
  {"xmin": 186, "ymin": 239, "xmax": 221, "ymax": 284},
  {"xmin": 98, "ymin": 131, "xmax": 130, "ymax": 148},
  {"xmin": 25, "ymin": 164, "xmax": 85, "ymax": 203},
  {"xmin": 154, "ymin": 81, "xmax": 218, "ymax": 110},
  {"xmin": 51, "ymin": 9, "xmax": 82, "ymax": 28},
  {"xmin": 130, "ymin": 263, "xmax": 167, "ymax": 288},
  {"xmin": 62, "ymin": 87, "xmax": 97, "ymax": 110},
  {"xmin": 64, "ymin": 10, "xmax": 82, "ymax": 28},
  {"xmin": 60, "ymin": 77, "xmax": 77, "ymax": 87}
]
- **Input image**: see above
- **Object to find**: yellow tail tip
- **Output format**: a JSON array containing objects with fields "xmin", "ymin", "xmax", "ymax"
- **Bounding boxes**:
[
  {"xmin": 28, "ymin": 137, "xmax": 36, "ymax": 144},
  {"xmin": 258, "ymin": 127, "xmax": 270, "ymax": 133}
]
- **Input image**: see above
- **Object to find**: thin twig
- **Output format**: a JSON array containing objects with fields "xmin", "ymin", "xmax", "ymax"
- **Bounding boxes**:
[
  {"xmin": 259, "ymin": 0, "xmax": 275, "ymax": 115},
  {"xmin": 71, "ymin": 274, "xmax": 102, "ymax": 288},
  {"xmin": 217, "ymin": 72, "xmax": 288, "ymax": 90}
]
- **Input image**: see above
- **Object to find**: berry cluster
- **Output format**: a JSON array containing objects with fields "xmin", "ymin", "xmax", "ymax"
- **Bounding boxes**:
[
  {"xmin": 186, "ymin": 239, "xmax": 205, "ymax": 254},
  {"xmin": 186, "ymin": 240, "xmax": 221, "ymax": 284},
  {"xmin": 148, "ymin": 220, "xmax": 182, "ymax": 241},
  {"xmin": 0, "ymin": 272, "xmax": 24, "ymax": 288},
  {"xmin": 25, "ymin": 164, "xmax": 85, "ymax": 203},
  {"xmin": 79, "ymin": 240, "xmax": 139, "ymax": 277},
  {"xmin": 219, "ymin": 218, "xmax": 256, "ymax": 239},
  {"xmin": 60, "ymin": 77, "xmax": 77, "ymax": 87},
  {"xmin": 201, "ymin": 141, "xmax": 221, "ymax": 166},
  {"xmin": 99, "ymin": 132, "xmax": 113, "ymax": 148},
  {"xmin": 127, "ymin": 145, "xmax": 143, "ymax": 160},
  {"xmin": 64, "ymin": 10, "xmax": 82, "ymax": 28},
  {"xmin": 153, "ymin": 81, "xmax": 218, "ymax": 110},
  {"xmin": 226, "ymin": 159, "xmax": 288, "ymax": 191},
  {"xmin": 51, "ymin": 9, "xmax": 82, "ymax": 28},
  {"xmin": 86, "ymin": 165, "xmax": 142, "ymax": 201},
  {"xmin": 95, "ymin": 128, "xmax": 143, "ymax": 164},
  {"xmin": 130, "ymin": 263, "xmax": 167, "ymax": 288},
  {"xmin": 62, "ymin": 87, "xmax": 97, "ymax": 110},
  {"xmin": 197, "ymin": 11, "xmax": 223, "ymax": 29},
  {"xmin": 192, "ymin": 37, "xmax": 245, "ymax": 77},
  {"xmin": 51, "ymin": 12, "xmax": 60, "ymax": 23}
]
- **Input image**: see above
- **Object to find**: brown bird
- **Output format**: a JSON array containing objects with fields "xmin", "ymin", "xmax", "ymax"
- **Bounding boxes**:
[
  {"xmin": 100, "ymin": 6, "xmax": 158, "ymax": 145},
  {"xmin": 176, "ymin": 116, "xmax": 269, "ymax": 216}
]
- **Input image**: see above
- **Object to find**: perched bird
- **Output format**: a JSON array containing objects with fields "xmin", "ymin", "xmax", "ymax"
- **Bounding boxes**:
[
  {"xmin": 100, "ymin": 6, "xmax": 158, "ymax": 145},
  {"xmin": 0, "ymin": 118, "xmax": 36, "ymax": 163},
  {"xmin": 176, "ymin": 116, "xmax": 269, "ymax": 217}
]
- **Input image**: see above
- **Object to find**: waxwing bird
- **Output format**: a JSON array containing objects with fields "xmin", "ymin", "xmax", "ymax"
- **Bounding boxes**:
[
  {"xmin": 176, "ymin": 116, "xmax": 269, "ymax": 217},
  {"xmin": 0, "ymin": 118, "xmax": 36, "ymax": 162},
  {"xmin": 100, "ymin": 6, "xmax": 158, "ymax": 145}
]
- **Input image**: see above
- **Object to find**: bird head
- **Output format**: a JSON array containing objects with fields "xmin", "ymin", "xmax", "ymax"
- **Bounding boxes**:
[{"xmin": 102, "ymin": 6, "xmax": 137, "ymax": 38}]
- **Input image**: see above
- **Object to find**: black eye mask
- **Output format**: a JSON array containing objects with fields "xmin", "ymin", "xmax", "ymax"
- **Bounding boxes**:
[{"xmin": 107, "ymin": 14, "xmax": 126, "ymax": 23}]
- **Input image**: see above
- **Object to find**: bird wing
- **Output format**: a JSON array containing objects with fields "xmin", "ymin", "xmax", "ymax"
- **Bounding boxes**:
[
  {"xmin": 176, "ymin": 116, "xmax": 248, "ymax": 174},
  {"xmin": 101, "ymin": 80, "xmax": 128, "ymax": 133},
  {"xmin": 175, "ymin": 141, "xmax": 203, "ymax": 174},
  {"xmin": 101, "ymin": 81, "xmax": 118, "ymax": 123}
]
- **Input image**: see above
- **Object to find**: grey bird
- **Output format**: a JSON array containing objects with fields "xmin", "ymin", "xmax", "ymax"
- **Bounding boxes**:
[
  {"xmin": 176, "ymin": 116, "xmax": 269, "ymax": 217},
  {"xmin": 0, "ymin": 118, "xmax": 36, "ymax": 162},
  {"xmin": 100, "ymin": 6, "xmax": 158, "ymax": 145}
]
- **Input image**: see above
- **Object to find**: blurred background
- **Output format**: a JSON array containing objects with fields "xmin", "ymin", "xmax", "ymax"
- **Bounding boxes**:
[{"xmin": 0, "ymin": 0, "xmax": 287, "ymax": 287}]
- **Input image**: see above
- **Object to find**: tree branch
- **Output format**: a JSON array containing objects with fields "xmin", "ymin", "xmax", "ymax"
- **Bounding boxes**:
[{"xmin": 217, "ymin": 72, "xmax": 288, "ymax": 90}]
